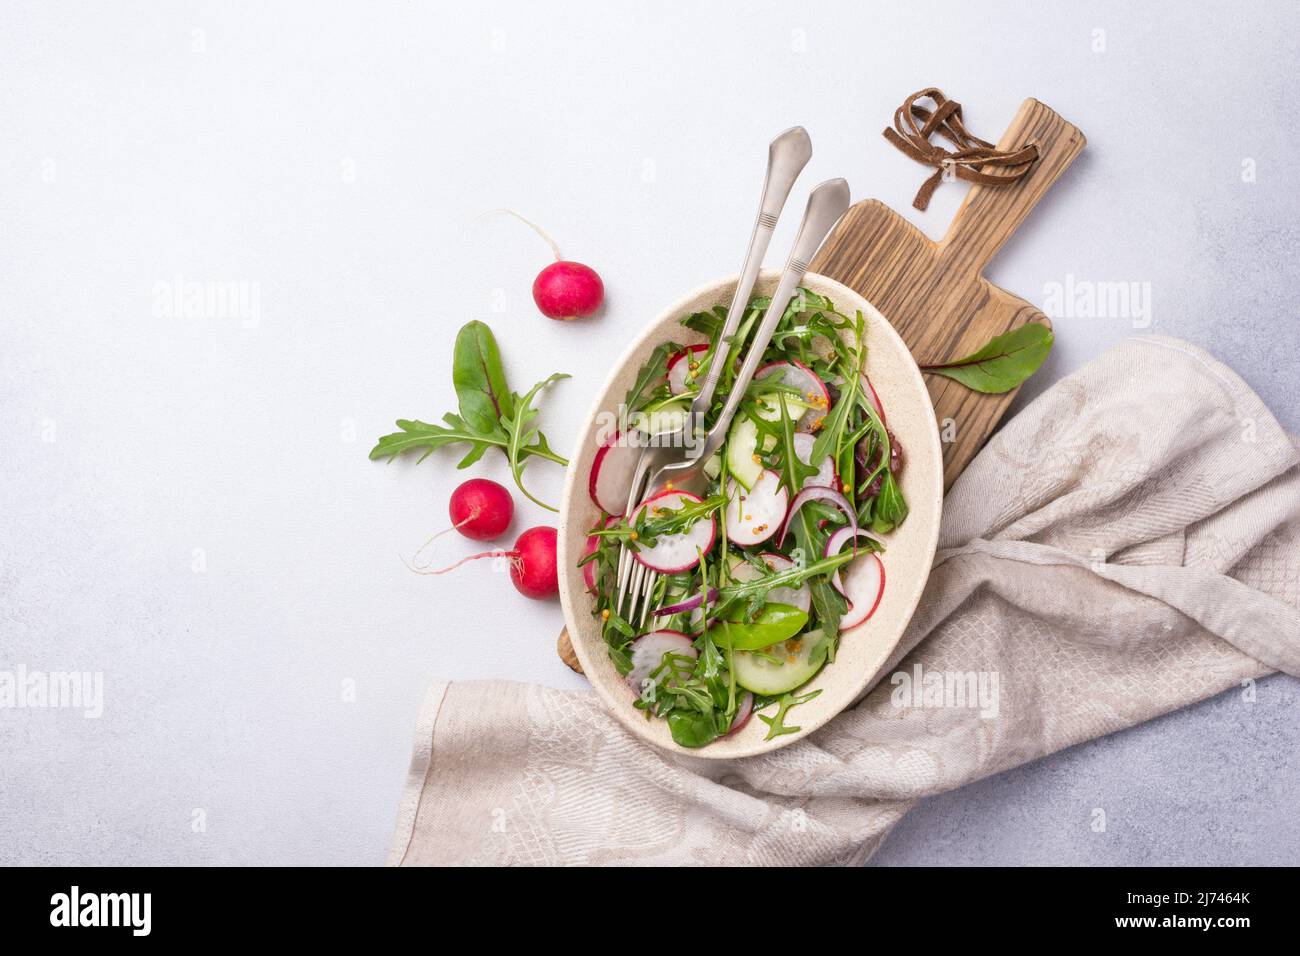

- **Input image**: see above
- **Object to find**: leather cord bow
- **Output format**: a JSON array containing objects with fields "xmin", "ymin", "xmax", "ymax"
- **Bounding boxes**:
[{"xmin": 883, "ymin": 88, "xmax": 1040, "ymax": 211}]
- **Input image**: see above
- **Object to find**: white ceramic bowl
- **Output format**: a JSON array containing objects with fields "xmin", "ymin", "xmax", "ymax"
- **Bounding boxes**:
[{"xmin": 557, "ymin": 271, "xmax": 943, "ymax": 758}]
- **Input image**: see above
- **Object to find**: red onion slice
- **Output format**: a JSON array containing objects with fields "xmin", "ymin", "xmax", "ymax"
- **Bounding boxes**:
[
  {"xmin": 824, "ymin": 525, "xmax": 885, "ymax": 596},
  {"xmin": 777, "ymin": 485, "xmax": 857, "ymax": 546},
  {"xmin": 653, "ymin": 587, "xmax": 720, "ymax": 618}
]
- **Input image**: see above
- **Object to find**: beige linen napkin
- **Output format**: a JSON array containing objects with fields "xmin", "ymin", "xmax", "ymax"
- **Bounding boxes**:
[{"xmin": 389, "ymin": 336, "xmax": 1300, "ymax": 866}]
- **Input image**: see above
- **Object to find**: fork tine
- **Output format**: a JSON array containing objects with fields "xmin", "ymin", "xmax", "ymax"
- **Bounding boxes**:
[
  {"xmin": 613, "ymin": 443, "xmax": 653, "ymax": 621},
  {"xmin": 614, "ymin": 544, "xmax": 633, "ymax": 614},
  {"xmin": 625, "ymin": 561, "xmax": 648, "ymax": 625},
  {"xmin": 636, "ymin": 571, "xmax": 658, "ymax": 630}
]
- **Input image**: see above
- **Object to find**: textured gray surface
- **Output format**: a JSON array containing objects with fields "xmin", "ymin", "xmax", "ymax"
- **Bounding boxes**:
[{"xmin": 0, "ymin": 1, "xmax": 1296, "ymax": 865}]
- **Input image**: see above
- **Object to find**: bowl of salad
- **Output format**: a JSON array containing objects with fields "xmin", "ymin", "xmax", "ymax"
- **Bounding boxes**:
[{"xmin": 558, "ymin": 271, "xmax": 942, "ymax": 757}]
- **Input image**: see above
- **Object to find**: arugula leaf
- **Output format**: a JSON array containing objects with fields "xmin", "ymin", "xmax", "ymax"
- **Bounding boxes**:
[
  {"xmin": 771, "ymin": 290, "xmax": 854, "ymax": 372},
  {"xmin": 370, "ymin": 320, "xmax": 569, "ymax": 508},
  {"xmin": 452, "ymin": 320, "xmax": 515, "ymax": 433},
  {"xmin": 756, "ymin": 688, "xmax": 823, "ymax": 740},
  {"xmin": 871, "ymin": 470, "xmax": 909, "ymax": 534},
  {"xmin": 808, "ymin": 310, "xmax": 867, "ymax": 468},
  {"xmin": 681, "ymin": 306, "xmax": 725, "ymax": 339},
  {"xmin": 809, "ymin": 387, "xmax": 852, "ymax": 468},
  {"xmin": 920, "ymin": 322, "xmax": 1053, "ymax": 393},
  {"xmin": 716, "ymin": 550, "xmax": 857, "ymax": 611},
  {"xmin": 370, "ymin": 414, "xmax": 500, "ymax": 468},
  {"xmin": 602, "ymin": 612, "xmax": 635, "ymax": 674},
  {"xmin": 625, "ymin": 340, "xmax": 679, "ymax": 413},
  {"xmin": 808, "ymin": 576, "xmax": 846, "ymax": 648},
  {"xmin": 501, "ymin": 372, "xmax": 571, "ymax": 512},
  {"xmin": 667, "ymin": 708, "xmax": 726, "ymax": 748},
  {"xmin": 637, "ymin": 493, "xmax": 726, "ymax": 539},
  {"xmin": 773, "ymin": 392, "xmax": 817, "ymax": 499}
]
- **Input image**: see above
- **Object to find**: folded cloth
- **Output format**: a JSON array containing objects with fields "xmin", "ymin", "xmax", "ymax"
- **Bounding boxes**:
[{"xmin": 389, "ymin": 336, "xmax": 1300, "ymax": 866}]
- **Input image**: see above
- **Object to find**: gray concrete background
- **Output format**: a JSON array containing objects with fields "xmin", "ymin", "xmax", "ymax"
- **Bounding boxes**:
[{"xmin": 0, "ymin": 1, "xmax": 1296, "ymax": 865}]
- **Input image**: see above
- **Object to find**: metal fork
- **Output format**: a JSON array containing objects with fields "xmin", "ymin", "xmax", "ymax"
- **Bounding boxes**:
[
  {"xmin": 613, "ymin": 127, "xmax": 812, "ymax": 629},
  {"xmin": 648, "ymin": 178, "xmax": 852, "ymax": 500},
  {"xmin": 618, "ymin": 177, "xmax": 853, "ymax": 629}
]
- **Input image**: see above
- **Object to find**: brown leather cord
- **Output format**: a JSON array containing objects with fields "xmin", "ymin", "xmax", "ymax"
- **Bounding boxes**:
[{"xmin": 883, "ymin": 88, "xmax": 1040, "ymax": 211}]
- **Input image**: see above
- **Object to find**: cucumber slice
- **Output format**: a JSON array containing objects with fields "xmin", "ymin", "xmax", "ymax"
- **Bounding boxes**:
[
  {"xmin": 752, "ymin": 393, "xmax": 811, "ymax": 424},
  {"xmin": 733, "ymin": 629, "xmax": 829, "ymax": 696},
  {"xmin": 702, "ymin": 452, "xmax": 722, "ymax": 481},
  {"xmin": 725, "ymin": 417, "xmax": 762, "ymax": 490},
  {"xmin": 752, "ymin": 394, "xmax": 809, "ymax": 453},
  {"xmin": 635, "ymin": 401, "xmax": 689, "ymax": 437}
]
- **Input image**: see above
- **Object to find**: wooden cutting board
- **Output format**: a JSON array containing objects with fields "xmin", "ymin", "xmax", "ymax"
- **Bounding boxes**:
[
  {"xmin": 558, "ymin": 97, "xmax": 1085, "ymax": 673},
  {"xmin": 814, "ymin": 97, "xmax": 1086, "ymax": 488}
]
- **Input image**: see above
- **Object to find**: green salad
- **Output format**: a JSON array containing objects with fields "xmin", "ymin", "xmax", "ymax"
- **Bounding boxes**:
[{"xmin": 579, "ymin": 289, "xmax": 907, "ymax": 748}]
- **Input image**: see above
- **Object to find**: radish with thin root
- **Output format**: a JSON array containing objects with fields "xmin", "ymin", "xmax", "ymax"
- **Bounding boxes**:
[
  {"xmin": 447, "ymin": 478, "xmax": 514, "ymax": 541},
  {"xmin": 407, "ymin": 525, "xmax": 558, "ymax": 600},
  {"xmin": 483, "ymin": 209, "xmax": 604, "ymax": 321},
  {"xmin": 408, "ymin": 478, "xmax": 514, "ymax": 570}
]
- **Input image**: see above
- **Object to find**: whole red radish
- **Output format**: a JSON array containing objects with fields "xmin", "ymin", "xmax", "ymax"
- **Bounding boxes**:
[
  {"xmin": 509, "ymin": 526, "xmax": 558, "ymax": 599},
  {"xmin": 448, "ymin": 478, "xmax": 513, "ymax": 541},
  {"xmin": 411, "ymin": 524, "xmax": 558, "ymax": 601},
  {"xmin": 533, "ymin": 261, "xmax": 603, "ymax": 321},
  {"xmin": 484, "ymin": 209, "xmax": 604, "ymax": 321}
]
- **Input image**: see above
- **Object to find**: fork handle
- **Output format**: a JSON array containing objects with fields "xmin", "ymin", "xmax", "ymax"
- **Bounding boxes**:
[
  {"xmin": 695, "ymin": 178, "xmax": 851, "ymax": 462},
  {"xmin": 689, "ymin": 127, "xmax": 812, "ymax": 423}
]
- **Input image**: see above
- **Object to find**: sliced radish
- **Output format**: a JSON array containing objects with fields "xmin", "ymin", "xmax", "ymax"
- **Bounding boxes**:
[
  {"xmin": 631, "ymin": 490, "xmax": 715, "ymax": 573},
  {"xmin": 625, "ymin": 630, "xmax": 697, "ymax": 692},
  {"xmin": 825, "ymin": 527, "xmax": 885, "ymax": 631},
  {"xmin": 756, "ymin": 360, "xmax": 830, "ymax": 432},
  {"xmin": 726, "ymin": 692, "xmax": 755, "ymax": 736},
  {"xmin": 667, "ymin": 344, "xmax": 710, "ymax": 395},
  {"xmin": 581, "ymin": 516, "xmax": 618, "ymax": 591},
  {"xmin": 836, "ymin": 552, "xmax": 884, "ymax": 630},
  {"xmin": 725, "ymin": 470, "xmax": 789, "ymax": 547},
  {"xmin": 728, "ymin": 553, "xmax": 810, "ymax": 613},
  {"xmin": 792, "ymin": 432, "xmax": 837, "ymax": 489},
  {"xmin": 861, "ymin": 373, "xmax": 886, "ymax": 427},
  {"xmin": 589, "ymin": 432, "xmax": 640, "ymax": 515},
  {"xmin": 826, "ymin": 525, "xmax": 883, "ymax": 593}
]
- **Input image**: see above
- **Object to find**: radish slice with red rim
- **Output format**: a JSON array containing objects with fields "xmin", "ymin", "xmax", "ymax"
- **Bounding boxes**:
[
  {"xmin": 756, "ymin": 359, "xmax": 830, "ymax": 432},
  {"xmin": 825, "ymin": 526, "xmax": 886, "ymax": 630},
  {"xmin": 582, "ymin": 516, "xmax": 618, "ymax": 591},
  {"xmin": 836, "ymin": 552, "xmax": 884, "ymax": 630},
  {"xmin": 667, "ymin": 344, "xmax": 710, "ymax": 395},
  {"xmin": 725, "ymin": 470, "xmax": 789, "ymax": 547},
  {"xmin": 792, "ymin": 432, "xmax": 837, "ymax": 489},
  {"xmin": 726, "ymin": 692, "xmax": 755, "ymax": 736},
  {"xmin": 625, "ymin": 630, "xmax": 696, "ymax": 692},
  {"xmin": 589, "ymin": 432, "xmax": 641, "ymax": 515},
  {"xmin": 631, "ymin": 490, "xmax": 715, "ymax": 573}
]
